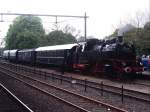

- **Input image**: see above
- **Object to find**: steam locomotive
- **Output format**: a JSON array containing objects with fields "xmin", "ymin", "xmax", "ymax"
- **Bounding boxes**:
[{"xmin": 2, "ymin": 36, "xmax": 143, "ymax": 79}]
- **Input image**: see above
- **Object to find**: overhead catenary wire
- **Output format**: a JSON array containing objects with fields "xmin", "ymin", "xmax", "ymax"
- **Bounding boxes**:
[{"xmin": 0, "ymin": 12, "xmax": 88, "ymax": 18}]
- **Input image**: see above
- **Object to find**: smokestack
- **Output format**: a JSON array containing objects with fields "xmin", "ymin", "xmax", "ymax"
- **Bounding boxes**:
[
  {"xmin": 117, "ymin": 36, "xmax": 123, "ymax": 43},
  {"xmin": 118, "ymin": 24, "xmax": 135, "ymax": 36},
  {"xmin": 117, "ymin": 28, "xmax": 124, "ymax": 43},
  {"xmin": 117, "ymin": 24, "xmax": 135, "ymax": 43}
]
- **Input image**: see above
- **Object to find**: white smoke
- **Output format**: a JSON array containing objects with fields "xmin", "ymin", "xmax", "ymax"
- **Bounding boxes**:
[{"xmin": 118, "ymin": 24, "xmax": 135, "ymax": 36}]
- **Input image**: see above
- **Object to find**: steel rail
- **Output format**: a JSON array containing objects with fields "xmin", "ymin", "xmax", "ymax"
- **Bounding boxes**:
[
  {"xmin": 133, "ymin": 81, "xmax": 150, "ymax": 87},
  {"xmin": 0, "ymin": 82, "xmax": 33, "ymax": 112},
  {"xmin": 1, "ymin": 62, "xmax": 150, "ymax": 103},
  {"xmin": 0, "ymin": 65, "xmax": 128, "ymax": 112},
  {"xmin": 0, "ymin": 69, "xmax": 90, "ymax": 112},
  {"xmin": 1, "ymin": 62, "xmax": 150, "ymax": 98}
]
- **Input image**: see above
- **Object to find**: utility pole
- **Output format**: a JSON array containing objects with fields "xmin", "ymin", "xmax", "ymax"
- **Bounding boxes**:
[
  {"xmin": 55, "ymin": 16, "xmax": 58, "ymax": 30},
  {"xmin": 0, "ymin": 14, "xmax": 3, "ymax": 22},
  {"xmin": 84, "ymin": 12, "xmax": 87, "ymax": 42},
  {"xmin": 149, "ymin": 0, "xmax": 150, "ymax": 20}
]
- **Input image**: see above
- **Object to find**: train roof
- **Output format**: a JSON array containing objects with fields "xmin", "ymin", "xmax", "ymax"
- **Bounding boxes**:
[
  {"xmin": 3, "ymin": 50, "xmax": 10, "ymax": 53},
  {"xmin": 18, "ymin": 49, "xmax": 35, "ymax": 52},
  {"xmin": 9, "ymin": 50, "xmax": 18, "ymax": 56},
  {"xmin": 35, "ymin": 43, "xmax": 78, "ymax": 51},
  {"xmin": 9, "ymin": 49, "xmax": 18, "ymax": 53}
]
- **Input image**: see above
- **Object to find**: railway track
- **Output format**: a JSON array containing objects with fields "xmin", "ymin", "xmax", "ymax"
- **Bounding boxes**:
[
  {"xmin": 0, "ymin": 61, "xmax": 150, "ymax": 112},
  {"xmin": 0, "ymin": 64, "xmax": 127, "ymax": 112},
  {"xmin": 5, "ymin": 62, "xmax": 149, "ymax": 103},
  {"xmin": 74, "ymin": 79, "xmax": 150, "ymax": 103},
  {"xmin": 0, "ymin": 82, "xmax": 33, "ymax": 112},
  {"xmin": 133, "ymin": 80, "xmax": 150, "ymax": 87}
]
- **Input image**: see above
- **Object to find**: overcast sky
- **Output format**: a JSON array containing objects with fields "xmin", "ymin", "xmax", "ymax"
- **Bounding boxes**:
[{"xmin": 0, "ymin": 0, "xmax": 149, "ymax": 46}]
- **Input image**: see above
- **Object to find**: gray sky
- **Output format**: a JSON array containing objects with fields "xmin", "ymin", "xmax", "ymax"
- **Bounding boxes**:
[{"xmin": 0, "ymin": 0, "xmax": 149, "ymax": 47}]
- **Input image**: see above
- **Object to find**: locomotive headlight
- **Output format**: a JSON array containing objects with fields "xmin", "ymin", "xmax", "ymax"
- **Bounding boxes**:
[
  {"xmin": 140, "ymin": 62, "xmax": 143, "ymax": 66},
  {"xmin": 122, "ymin": 62, "xmax": 126, "ymax": 66},
  {"xmin": 124, "ymin": 67, "xmax": 132, "ymax": 73}
]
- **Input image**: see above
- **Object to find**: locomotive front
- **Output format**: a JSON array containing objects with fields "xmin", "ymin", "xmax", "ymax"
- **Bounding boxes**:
[
  {"xmin": 112, "ymin": 40, "xmax": 143, "ymax": 78},
  {"xmin": 92, "ymin": 36, "xmax": 143, "ymax": 79}
]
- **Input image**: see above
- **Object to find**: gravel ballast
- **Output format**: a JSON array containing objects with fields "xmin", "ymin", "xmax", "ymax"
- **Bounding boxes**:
[{"xmin": 0, "ymin": 72, "xmax": 81, "ymax": 112}]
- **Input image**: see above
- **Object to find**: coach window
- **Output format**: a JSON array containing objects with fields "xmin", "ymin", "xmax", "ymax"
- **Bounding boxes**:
[
  {"xmin": 47, "ymin": 51, "xmax": 51, "ymax": 56},
  {"xmin": 46, "ymin": 51, "xmax": 48, "ymax": 56},
  {"xmin": 47, "ymin": 51, "xmax": 49, "ymax": 56},
  {"xmin": 42, "ymin": 51, "xmax": 44, "ymax": 56},
  {"xmin": 58, "ymin": 50, "xmax": 60, "ymax": 56},
  {"xmin": 51, "ymin": 51, "xmax": 53, "ymax": 57},
  {"xmin": 55, "ymin": 50, "xmax": 57, "ymax": 57},
  {"xmin": 60, "ymin": 50, "xmax": 62, "ymax": 56},
  {"xmin": 54, "ymin": 50, "xmax": 56, "ymax": 57},
  {"xmin": 56, "ymin": 50, "xmax": 58, "ymax": 56},
  {"xmin": 44, "ymin": 51, "xmax": 46, "ymax": 56},
  {"xmin": 58, "ymin": 50, "xmax": 60, "ymax": 57},
  {"xmin": 49, "ymin": 51, "xmax": 52, "ymax": 56},
  {"xmin": 59, "ymin": 50, "xmax": 61, "ymax": 56}
]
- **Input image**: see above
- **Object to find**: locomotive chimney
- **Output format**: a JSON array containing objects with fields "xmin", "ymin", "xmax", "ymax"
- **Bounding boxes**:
[
  {"xmin": 117, "ymin": 35, "xmax": 123, "ymax": 43},
  {"xmin": 117, "ymin": 28, "xmax": 124, "ymax": 43},
  {"xmin": 117, "ymin": 30, "xmax": 123, "ymax": 43},
  {"xmin": 117, "ymin": 24, "xmax": 135, "ymax": 43}
]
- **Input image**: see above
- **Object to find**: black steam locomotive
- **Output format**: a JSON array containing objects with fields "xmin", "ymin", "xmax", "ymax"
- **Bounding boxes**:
[{"xmin": 3, "ymin": 36, "xmax": 143, "ymax": 79}]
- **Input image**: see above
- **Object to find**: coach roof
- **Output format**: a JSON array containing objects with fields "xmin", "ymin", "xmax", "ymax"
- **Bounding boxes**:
[
  {"xmin": 18, "ymin": 49, "xmax": 35, "ymax": 52},
  {"xmin": 35, "ymin": 43, "xmax": 78, "ymax": 51}
]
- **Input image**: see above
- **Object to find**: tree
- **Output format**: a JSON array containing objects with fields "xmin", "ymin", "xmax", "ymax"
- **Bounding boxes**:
[
  {"xmin": 44, "ymin": 30, "xmax": 77, "ymax": 46},
  {"xmin": 108, "ymin": 23, "xmax": 150, "ymax": 55},
  {"xmin": 144, "ymin": 21, "xmax": 150, "ymax": 30},
  {"xmin": 62, "ymin": 24, "xmax": 81, "ymax": 38},
  {"xmin": 5, "ymin": 16, "xmax": 45, "ymax": 49},
  {"xmin": 107, "ymin": 11, "xmax": 150, "ymax": 55},
  {"xmin": 123, "ymin": 22, "xmax": 150, "ymax": 55}
]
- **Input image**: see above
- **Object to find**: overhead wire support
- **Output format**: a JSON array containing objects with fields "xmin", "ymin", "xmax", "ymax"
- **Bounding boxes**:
[
  {"xmin": 0, "ymin": 12, "xmax": 88, "ymax": 41},
  {"xmin": 0, "ymin": 14, "xmax": 3, "ymax": 22},
  {"xmin": 84, "ymin": 12, "xmax": 87, "ymax": 42}
]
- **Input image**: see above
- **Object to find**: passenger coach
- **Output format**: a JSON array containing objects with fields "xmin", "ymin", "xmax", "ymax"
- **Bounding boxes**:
[
  {"xmin": 18, "ymin": 49, "xmax": 36, "ymax": 65},
  {"xmin": 2, "ymin": 50, "xmax": 10, "ymax": 60},
  {"xmin": 9, "ymin": 50, "xmax": 18, "ymax": 62},
  {"xmin": 35, "ymin": 44, "xmax": 78, "ymax": 67}
]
